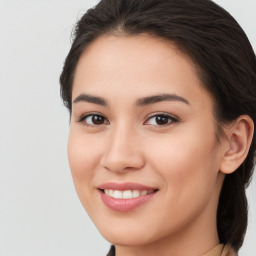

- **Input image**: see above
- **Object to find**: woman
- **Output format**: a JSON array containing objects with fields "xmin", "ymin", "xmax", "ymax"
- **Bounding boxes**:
[{"xmin": 60, "ymin": 0, "xmax": 256, "ymax": 255}]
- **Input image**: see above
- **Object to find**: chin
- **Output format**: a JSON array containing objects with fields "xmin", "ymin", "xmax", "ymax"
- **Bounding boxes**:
[
  {"xmin": 103, "ymin": 232, "xmax": 154, "ymax": 247},
  {"xmin": 94, "ymin": 220, "xmax": 165, "ymax": 247}
]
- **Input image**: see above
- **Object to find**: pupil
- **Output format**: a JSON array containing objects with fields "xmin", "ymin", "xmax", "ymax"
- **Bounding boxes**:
[
  {"xmin": 92, "ymin": 115, "xmax": 104, "ymax": 125},
  {"xmin": 156, "ymin": 115, "xmax": 168, "ymax": 125}
]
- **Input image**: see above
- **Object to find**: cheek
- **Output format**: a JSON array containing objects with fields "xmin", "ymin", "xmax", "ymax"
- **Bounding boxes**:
[
  {"xmin": 143, "ymin": 134, "xmax": 221, "ymax": 236},
  {"xmin": 67, "ymin": 130, "xmax": 101, "ymax": 200},
  {"xmin": 68, "ymin": 129, "xmax": 99, "ymax": 176},
  {"xmin": 148, "ymin": 126, "xmax": 221, "ymax": 199}
]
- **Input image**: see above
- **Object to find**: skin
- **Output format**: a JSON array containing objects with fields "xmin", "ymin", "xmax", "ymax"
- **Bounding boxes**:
[{"xmin": 68, "ymin": 34, "xmax": 252, "ymax": 256}]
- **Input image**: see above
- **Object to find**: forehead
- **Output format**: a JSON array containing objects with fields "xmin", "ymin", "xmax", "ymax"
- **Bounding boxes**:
[{"xmin": 72, "ymin": 34, "xmax": 211, "ymax": 108}]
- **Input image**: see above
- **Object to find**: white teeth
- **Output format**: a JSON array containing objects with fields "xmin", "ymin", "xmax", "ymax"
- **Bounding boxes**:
[
  {"xmin": 141, "ymin": 190, "xmax": 147, "ymax": 196},
  {"xmin": 104, "ymin": 189, "xmax": 154, "ymax": 199},
  {"xmin": 132, "ymin": 190, "xmax": 140, "ymax": 198},
  {"xmin": 113, "ymin": 190, "xmax": 123, "ymax": 199},
  {"xmin": 123, "ymin": 190, "xmax": 133, "ymax": 199},
  {"xmin": 109, "ymin": 189, "xmax": 114, "ymax": 197}
]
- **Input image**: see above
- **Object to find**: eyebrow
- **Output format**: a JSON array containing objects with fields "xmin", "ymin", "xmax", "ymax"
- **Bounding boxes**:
[
  {"xmin": 73, "ymin": 93, "xmax": 190, "ymax": 107},
  {"xmin": 73, "ymin": 94, "xmax": 108, "ymax": 106},
  {"xmin": 136, "ymin": 93, "xmax": 190, "ymax": 106}
]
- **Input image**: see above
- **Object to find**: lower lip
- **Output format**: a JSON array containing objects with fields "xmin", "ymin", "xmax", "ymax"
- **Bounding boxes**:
[{"xmin": 99, "ymin": 190, "xmax": 157, "ymax": 212}]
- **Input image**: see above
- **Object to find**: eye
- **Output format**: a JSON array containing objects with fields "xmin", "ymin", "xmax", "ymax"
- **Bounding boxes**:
[
  {"xmin": 78, "ymin": 114, "xmax": 109, "ymax": 126},
  {"xmin": 144, "ymin": 114, "xmax": 178, "ymax": 126}
]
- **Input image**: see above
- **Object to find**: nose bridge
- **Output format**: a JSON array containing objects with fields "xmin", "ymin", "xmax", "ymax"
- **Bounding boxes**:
[{"xmin": 101, "ymin": 121, "xmax": 144, "ymax": 172}]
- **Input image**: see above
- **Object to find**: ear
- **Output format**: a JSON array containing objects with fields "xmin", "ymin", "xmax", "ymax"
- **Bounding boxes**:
[{"xmin": 220, "ymin": 115, "xmax": 254, "ymax": 174}]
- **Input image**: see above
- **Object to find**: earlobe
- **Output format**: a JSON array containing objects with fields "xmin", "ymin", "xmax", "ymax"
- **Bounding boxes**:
[{"xmin": 220, "ymin": 115, "xmax": 254, "ymax": 174}]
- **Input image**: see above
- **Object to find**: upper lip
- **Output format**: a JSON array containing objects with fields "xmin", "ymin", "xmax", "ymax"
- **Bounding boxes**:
[{"xmin": 98, "ymin": 182, "xmax": 158, "ymax": 191}]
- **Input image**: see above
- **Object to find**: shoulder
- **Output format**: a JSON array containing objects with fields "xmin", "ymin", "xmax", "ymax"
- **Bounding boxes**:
[
  {"xmin": 204, "ymin": 244, "xmax": 237, "ymax": 256},
  {"xmin": 221, "ymin": 244, "xmax": 237, "ymax": 256}
]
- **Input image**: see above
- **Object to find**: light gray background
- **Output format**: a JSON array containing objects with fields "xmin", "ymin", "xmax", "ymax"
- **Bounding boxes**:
[{"xmin": 0, "ymin": 1, "xmax": 255, "ymax": 255}]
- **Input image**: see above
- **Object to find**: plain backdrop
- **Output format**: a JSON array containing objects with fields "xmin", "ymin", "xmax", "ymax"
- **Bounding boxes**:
[{"xmin": 0, "ymin": 1, "xmax": 255, "ymax": 255}]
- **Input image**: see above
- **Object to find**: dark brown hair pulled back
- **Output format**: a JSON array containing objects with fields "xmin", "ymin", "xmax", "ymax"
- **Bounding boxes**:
[{"xmin": 60, "ymin": 0, "xmax": 256, "ymax": 251}]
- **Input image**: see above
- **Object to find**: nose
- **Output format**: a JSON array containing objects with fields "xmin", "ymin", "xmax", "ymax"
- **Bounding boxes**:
[{"xmin": 100, "ymin": 124, "xmax": 145, "ymax": 173}]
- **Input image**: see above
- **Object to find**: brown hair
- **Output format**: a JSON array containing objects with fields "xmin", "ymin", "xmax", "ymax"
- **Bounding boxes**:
[{"xmin": 60, "ymin": 0, "xmax": 256, "ymax": 251}]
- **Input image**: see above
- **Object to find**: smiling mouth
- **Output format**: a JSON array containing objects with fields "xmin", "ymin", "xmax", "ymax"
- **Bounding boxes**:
[
  {"xmin": 100, "ymin": 189, "xmax": 157, "ymax": 199},
  {"xmin": 97, "ymin": 182, "xmax": 159, "ymax": 211},
  {"xmin": 98, "ymin": 183, "xmax": 159, "ymax": 211}
]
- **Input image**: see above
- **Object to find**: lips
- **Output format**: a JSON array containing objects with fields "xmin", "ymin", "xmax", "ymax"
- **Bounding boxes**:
[{"xmin": 98, "ymin": 182, "xmax": 158, "ymax": 212}]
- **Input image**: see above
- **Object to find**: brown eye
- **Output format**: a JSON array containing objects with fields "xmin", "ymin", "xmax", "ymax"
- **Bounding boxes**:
[
  {"xmin": 91, "ymin": 115, "xmax": 105, "ymax": 125},
  {"xmin": 155, "ymin": 115, "xmax": 169, "ymax": 125},
  {"xmin": 80, "ymin": 114, "xmax": 108, "ymax": 126},
  {"xmin": 145, "ymin": 114, "xmax": 178, "ymax": 126}
]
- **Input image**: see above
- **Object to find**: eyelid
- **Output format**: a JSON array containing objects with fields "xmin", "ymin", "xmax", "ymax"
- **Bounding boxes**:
[
  {"xmin": 76, "ymin": 111, "xmax": 179, "ymax": 127},
  {"xmin": 76, "ymin": 112, "xmax": 109, "ymax": 126},
  {"xmin": 144, "ymin": 112, "xmax": 179, "ymax": 126}
]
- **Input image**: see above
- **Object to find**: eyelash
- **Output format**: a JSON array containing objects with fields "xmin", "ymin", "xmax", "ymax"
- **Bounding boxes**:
[
  {"xmin": 77, "ymin": 113, "xmax": 109, "ymax": 127},
  {"xmin": 144, "ymin": 113, "xmax": 178, "ymax": 126},
  {"xmin": 77, "ymin": 113, "xmax": 179, "ymax": 127}
]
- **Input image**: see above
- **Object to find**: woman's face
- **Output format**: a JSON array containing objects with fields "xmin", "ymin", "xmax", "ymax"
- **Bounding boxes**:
[{"xmin": 68, "ymin": 34, "xmax": 225, "ymax": 247}]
